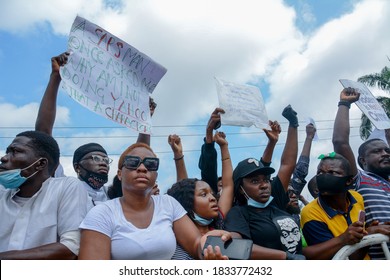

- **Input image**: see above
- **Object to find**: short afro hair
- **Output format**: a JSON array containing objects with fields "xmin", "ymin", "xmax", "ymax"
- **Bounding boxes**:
[
  {"xmin": 16, "ymin": 130, "xmax": 60, "ymax": 174},
  {"xmin": 357, "ymin": 138, "xmax": 385, "ymax": 169}
]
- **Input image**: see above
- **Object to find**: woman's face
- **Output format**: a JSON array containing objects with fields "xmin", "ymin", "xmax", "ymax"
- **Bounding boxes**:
[
  {"xmin": 193, "ymin": 181, "xmax": 219, "ymax": 219},
  {"xmin": 117, "ymin": 147, "xmax": 158, "ymax": 193},
  {"xmin": 241, "ymin": 172, "xmax": 271, "ymax": 203}
]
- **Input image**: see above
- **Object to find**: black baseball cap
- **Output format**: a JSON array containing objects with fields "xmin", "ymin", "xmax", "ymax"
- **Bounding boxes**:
[{"xmin": 233, "ymin": 158, "xmax": 275, "ymax": 193}]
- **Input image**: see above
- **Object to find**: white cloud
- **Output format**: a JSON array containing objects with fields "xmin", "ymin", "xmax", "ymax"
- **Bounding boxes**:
[
  {"xmin": 0, "ymin": 103, "xmax": 69, "ymax": 130},
  {"xmin": 0, "ymin": 0, "xmax": 125, "ymax": 35},
  {"xmin": 1, "ymin": 0, "xmax": 390, "ymax": 194},
  {"xmin": 1, "ymin": 0, "xmax": 304, "ymax": 124}
]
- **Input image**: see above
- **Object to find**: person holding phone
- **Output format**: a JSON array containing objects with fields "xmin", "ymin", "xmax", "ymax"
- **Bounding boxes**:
[
  {"xmin": 332, "ymin": 87, "xmax": 390, "ymax": 259},
  {"xmin": 300, "ymin": 152, "xmax": 390, "ymax": 259},
  {"xmin": 167, "ymin": 131, "xmax": 234, "ymax": 259},
  {"xmin": 224, "ymin": 105, "xmax": 306, "ymax": 260},
  {"xmin": 78, "ymin": 143, "xmax": 230, "ymax": 260}
]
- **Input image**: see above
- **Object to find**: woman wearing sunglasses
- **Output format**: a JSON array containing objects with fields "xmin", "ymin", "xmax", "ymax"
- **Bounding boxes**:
[{"xmin": 78, "ymin": 142, "xmax": 230, "ymax": 259}]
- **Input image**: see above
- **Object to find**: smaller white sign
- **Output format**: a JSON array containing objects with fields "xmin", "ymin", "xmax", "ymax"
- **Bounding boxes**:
[
  {"xmin": 215, "ymin": 77, "xmax": 268, "ymax": 129},
  {"xmin": 339, "ymin": 79, "xmax": 390, "ymax": 130}
]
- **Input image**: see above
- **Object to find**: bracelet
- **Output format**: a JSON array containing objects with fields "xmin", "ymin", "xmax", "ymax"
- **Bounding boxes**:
[
  {"xmin": 173, "ymin": 155, "xmax": 184, "ymax": 161},
  {"xmin": 338, "ymin": 100, "xmax": 351, "ymax": 109},
  {"xmin": 260, "ymin": 157, "xmax": 271, "ymax": 167},
  {"xmin": 222, "ymin": 157, "xmax": 230, "ymax": 161}
]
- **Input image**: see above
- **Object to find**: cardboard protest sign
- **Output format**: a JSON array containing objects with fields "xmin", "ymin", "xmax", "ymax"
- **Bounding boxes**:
[
  {"xmin": 60, "ymin": 16, "xmax": 167, "ymax": 134},
  {"xmin": 339, "ymin": 79, "xmax": 390, "ymax": 130},
  {"xmin": 214, "ymin": 77, "xmax": 268, "ymax": 129}
]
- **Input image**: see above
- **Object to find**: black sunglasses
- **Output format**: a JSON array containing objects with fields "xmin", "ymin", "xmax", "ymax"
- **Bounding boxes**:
[{"xmin": 122, "ymin": 156, "xmax": 159, "ymax": 171}]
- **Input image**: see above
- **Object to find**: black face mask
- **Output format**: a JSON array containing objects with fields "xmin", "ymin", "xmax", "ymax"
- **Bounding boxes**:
[
  {"xmin": 316, "ymin": 174, "xmax": 351, "ymax": 195},
  {"xmin": 79, "ymin": 165, "xmax": 108, "ymax": 189}
]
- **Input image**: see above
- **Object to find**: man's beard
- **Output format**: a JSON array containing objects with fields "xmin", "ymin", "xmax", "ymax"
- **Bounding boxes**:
[{"xmin": 286, "ymin": 203, "xmax": 301, "ymax": 215}]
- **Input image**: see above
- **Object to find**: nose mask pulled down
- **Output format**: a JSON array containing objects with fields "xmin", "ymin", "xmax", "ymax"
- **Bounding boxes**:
[
  {"xmin": 240, "ymin": 186, "xmax": 274, "ymax": 208},
  {"xmin": 0, "ymin": 158, "xmax": 43, "ymax": 189},
  {"xmin": 316, "ymin": 174, "xmax": 351, "ymax": 194}
]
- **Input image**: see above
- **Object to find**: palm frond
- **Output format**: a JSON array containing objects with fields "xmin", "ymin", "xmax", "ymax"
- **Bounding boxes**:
[{"xmin": 358, "ymin": 66, "xmax": 390, "ymax": 92}]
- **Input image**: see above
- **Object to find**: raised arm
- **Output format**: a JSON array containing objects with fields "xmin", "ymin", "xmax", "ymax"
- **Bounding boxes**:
[
  {"xmin": 278, "ymin": 105, "xmax": 299, "ymax": 191},
  {"xmin": 168, "ymin": 134, "xmax": 188, "ymax": 182},
  {"xmin": 214, "ymin": 131, "xmax": 234, "ymax": 217},
  {"xmin": 136, "ymin": 97, "xmax": 157, "ymax": 145},
  {"xmin": 291, "ymin": 123, "xmax": 316, "ymax": 195},
  {"xmin": 198, "ymin": 108, "xmax": 225, "ymax": 194},
  {"xmin": 261, "ymin": 120, "xmax": 281, "ymax": 165},
  {"xmin": 35, "ymin": 52, "xmax": 69, "ymax": 135},
  {"xmin": 332, "ymin": 88, "xmax": 360, "ymax": 176}
]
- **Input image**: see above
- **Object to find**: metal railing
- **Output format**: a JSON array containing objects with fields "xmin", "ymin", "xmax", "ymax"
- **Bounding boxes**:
[{"xmin": 332, "ymin": 234, "xmax": 390, "ymax": 260}]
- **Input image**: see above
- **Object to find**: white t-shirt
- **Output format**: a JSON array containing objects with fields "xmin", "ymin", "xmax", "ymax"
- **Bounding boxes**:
[
  {"xmin": 80, "ymin": 180, "xmax": 108, "ymax": 206},
  {"xmin": 55, "ymin": 163, "xmax": 108, "ymax": 206},
  {"xmin": 0, "ymin": 176, "xmax": 91, "ymax": 255},
  {"xmin": 80, "ymin": 194, "xmax": 187, "ymax": 260}
]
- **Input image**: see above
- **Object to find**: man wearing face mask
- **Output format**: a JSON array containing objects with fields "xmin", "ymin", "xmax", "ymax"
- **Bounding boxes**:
[
  {"xmin": 333, "ymin": 87, "xmax": 390, "ymax": 259},
  {"xmin": 0, "ymin": 131, "xmax": 90, "ymax": 259},
  {"xmin": 300, "ymin": 152, "xmax": 390, "ymax": 260},
  {"xmin": 72, "ymin": 143, "xmax": 111, "ymax": 206}
]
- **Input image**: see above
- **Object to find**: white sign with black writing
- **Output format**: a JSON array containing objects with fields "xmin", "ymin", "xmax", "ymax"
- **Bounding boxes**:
[
  {"xmin": 60, "ymin": 16, "xmax": 167, "ymax": 134},
  {"xmin": 339, "ymin": 79, "xmax": 390, "ymax": 129},
  {"xmin": 215, "ymin": 77, "xmax": 268, "ymax": 129}
]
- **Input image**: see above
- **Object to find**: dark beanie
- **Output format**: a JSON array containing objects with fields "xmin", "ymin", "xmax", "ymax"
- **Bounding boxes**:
[{"xmin": 73, "ymin": 143, "xmax": 107, "ymax": 164}]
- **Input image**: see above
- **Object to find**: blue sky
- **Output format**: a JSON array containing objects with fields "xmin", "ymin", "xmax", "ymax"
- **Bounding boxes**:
[{"xmin": 1, "ymin": 0, "xmax": 389, "ymax": 198}]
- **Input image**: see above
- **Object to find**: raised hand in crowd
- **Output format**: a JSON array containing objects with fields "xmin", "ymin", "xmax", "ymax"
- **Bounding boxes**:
[
  {"xmin": 213, "ymin": 131, "xmax": 234, "ymax": 217},
  {"xmin": 206, "ymin": 108, "xmax": 225, "ymax": 143},
  {"xmin": 35, "ymin": 52, "xmax": 70, "ymax": 135},
  {"xmin": 168, "ymin": 134, "xmax": 188, "ymax": 182},
  {"xmin": 261, "ymin": 120, "xmax": 281, "ymax": 164},
  {"xmin": 198, "ymin": 107, "xmax": 225, "ymax": 195}
]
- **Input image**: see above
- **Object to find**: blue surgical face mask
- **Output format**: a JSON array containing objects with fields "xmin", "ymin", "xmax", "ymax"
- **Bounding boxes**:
[
  {"xmin": 0, "ymin": 158, "xmax": 43, "ymax": 189},
  {"xmin": 241, "ymin": 186, "xmax": 274, "ymax": 208},
  {"xmin": 248, "ymin": 196, "xmax": 274, "ymax": 208},
  {"xmin": 192, "ymin": 212, "xmax": 213, "ymax": 226}
]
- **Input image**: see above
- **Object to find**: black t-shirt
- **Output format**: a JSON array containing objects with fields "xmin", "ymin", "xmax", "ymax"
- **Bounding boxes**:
[{"xmin": 224, "ymin": 176, "xmax": 301, "ymax": 254}]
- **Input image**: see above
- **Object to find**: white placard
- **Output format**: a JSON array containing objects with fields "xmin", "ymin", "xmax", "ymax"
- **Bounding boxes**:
[
  {"xmin": 60, "ymin": 16, "xmax": 167, "ymax": 134},
  {"xmin": 215, "ymin": 77, "xmax": 268, "ymax": 129},
  {"xmin": 339, "ymin": 79, "xmax": 390, "ymax": 129}
]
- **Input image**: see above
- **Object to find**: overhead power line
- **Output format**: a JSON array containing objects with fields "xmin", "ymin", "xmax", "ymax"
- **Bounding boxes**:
[
  {"xmin": 56, "ymin": 134, "xmax": 363, "ymax": 157},
  {"xmin": 0, "ymin": 117, "xmax": 365, "ymax": 130}
]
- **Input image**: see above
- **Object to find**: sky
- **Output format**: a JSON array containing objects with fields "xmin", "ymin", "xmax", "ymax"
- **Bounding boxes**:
[{"xmin": 0, "ymin": 0, "xmax": 389, "ymax": 199}]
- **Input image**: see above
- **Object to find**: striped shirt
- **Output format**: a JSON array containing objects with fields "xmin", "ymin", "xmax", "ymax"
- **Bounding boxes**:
[{"xmin": 355, "ymin": 170, "xmax": 390, "ymax": 259}]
